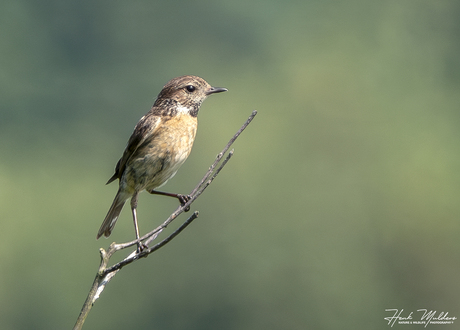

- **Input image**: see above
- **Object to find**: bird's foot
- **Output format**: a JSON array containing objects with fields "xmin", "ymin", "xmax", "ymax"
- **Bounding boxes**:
[
  {"xmin": 136, "ymin": 242, "xmax": 149, "ymax": 254},
  {"xmin": 177, "ymin": 194, "xmax": 191, "ymax": 212}
]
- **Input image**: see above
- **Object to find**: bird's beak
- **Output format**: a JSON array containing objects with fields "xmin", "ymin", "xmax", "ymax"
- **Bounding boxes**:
[{"xmin": 206, "ymin": 87, "xmax": 228, "ymax": 95}]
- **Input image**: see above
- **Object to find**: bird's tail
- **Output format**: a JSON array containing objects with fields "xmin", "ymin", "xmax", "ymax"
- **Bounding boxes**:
[{"xmin": 97, "ymin": 190, "xmax": 129, "ymax": 239}]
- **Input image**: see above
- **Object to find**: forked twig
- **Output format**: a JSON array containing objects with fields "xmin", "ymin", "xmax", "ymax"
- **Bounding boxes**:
[{"xmin": 73, "ymin": 110, "xmax": 257, "ymax": 330}]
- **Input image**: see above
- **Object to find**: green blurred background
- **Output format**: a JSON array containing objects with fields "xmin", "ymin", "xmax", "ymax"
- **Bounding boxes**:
[{"xmin": 1, "ymin": 0, "xmax": 459, "ymax": 329}]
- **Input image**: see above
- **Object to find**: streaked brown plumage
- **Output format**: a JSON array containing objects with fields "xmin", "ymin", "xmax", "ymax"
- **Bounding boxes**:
[{"xmin": 97, "ymin": 75, "xmax": 227, "ymax": 249}]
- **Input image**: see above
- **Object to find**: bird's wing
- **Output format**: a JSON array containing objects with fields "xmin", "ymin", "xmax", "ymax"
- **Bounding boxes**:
[{"xmin": 106, "ymin": 113, "xmax": 161, "ymax": 184}]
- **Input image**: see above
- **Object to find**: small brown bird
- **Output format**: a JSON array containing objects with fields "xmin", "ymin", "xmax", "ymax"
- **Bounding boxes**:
[{"xmin": 97, "ymin": 75, "xmax": 227, "ymax": 249}]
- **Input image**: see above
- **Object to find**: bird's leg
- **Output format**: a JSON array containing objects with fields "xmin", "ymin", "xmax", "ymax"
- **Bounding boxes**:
[
  {"xmin": 147, "ymin": 189, "xmax": 191, "ymax": 212},
  {"xmin": 131, "ymin": 193, "xmax": 148, "ymax": 253}
]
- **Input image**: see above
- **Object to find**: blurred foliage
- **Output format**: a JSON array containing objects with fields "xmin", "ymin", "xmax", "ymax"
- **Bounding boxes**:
[{"xmin": 1, "ymin": 0, "xmax": 460, "ymax": 329}]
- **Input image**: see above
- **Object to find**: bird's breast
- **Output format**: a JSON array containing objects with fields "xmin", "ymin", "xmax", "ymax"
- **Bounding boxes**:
[
  {"xmin": 122, "ymin": 114, "xmax": 198, "ymax": 192},
  {"xmin": 159, "ymin": 113, "xmax": 198, "ymax": 162}
]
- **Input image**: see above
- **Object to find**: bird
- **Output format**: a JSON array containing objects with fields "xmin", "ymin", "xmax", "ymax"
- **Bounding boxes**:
[{"xmin": 97, "ymin": 75, "xmax": 227, "ymax": 251}]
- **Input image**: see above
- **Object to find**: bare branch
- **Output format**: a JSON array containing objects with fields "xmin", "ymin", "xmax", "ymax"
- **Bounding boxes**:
[
  {"xmin": 190, "ymin": 109, "xmax": 257, "ymax": 196},
  {"xmin": 104, "ymin": 211, "xmax": 199, "ymax": 274},
  {"xmin": 73, "ymin": 110, "xmax": 257, "ymax": 330}
]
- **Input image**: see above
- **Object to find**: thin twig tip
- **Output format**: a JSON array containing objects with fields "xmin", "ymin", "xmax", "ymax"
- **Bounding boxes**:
[{"xmin": 99, "ymin": 248, "xmax": 106, "ymax": 258}]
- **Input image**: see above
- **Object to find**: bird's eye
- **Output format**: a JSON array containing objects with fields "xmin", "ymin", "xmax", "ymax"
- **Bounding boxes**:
[{"xmin": 186, "ymin": 85, "xmax": 196, "ymax": 93}]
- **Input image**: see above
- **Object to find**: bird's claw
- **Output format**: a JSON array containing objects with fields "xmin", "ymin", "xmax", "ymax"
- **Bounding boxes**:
[
  {"xmin": 136, "ymin": 242, "xmax": 149, "ymax": 254},
  {"xmin": 177, "ymin": 194, "xmax": 191, "ymax": 212}
]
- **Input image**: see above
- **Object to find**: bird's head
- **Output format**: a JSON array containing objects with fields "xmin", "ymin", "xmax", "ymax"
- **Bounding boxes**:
[{"xmin": 154, "ymin": 75, "xmax": 227, "ymax": 117}]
